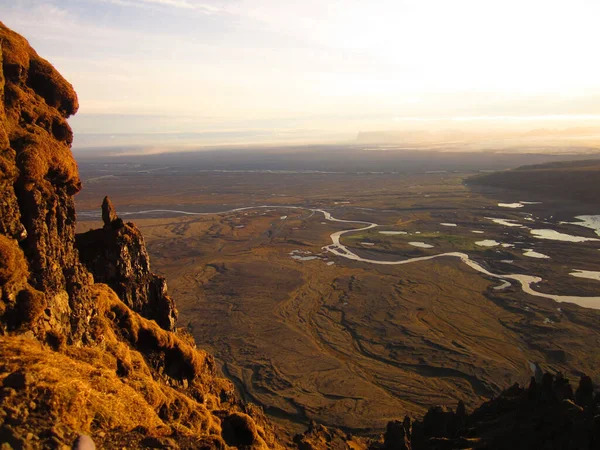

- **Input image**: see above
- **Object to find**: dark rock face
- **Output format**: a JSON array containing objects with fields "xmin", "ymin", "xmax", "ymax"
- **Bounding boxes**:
[
  {"xmin": 76, "ymin": 199, "xmax": 178, "ymax": 330},
  {"xmin": 101, "ymin": 196, "xmax": 118, "ymax": 227},
  {"xmin": 221, "ymin": 412, "xmax": 260, "ymax": 447},
  {"xmin": 576, "ymin": 375, "xmax": 594, "ymax": 409},
  {"xmin": 422, "ymin": 406, "xmax": 458, "ymax": 439},
  {"xmin": 384, "ymin": 417, "xmax": 412, "ymax": 450},
  {"xmin": 0, "ymin": 21, "xmax": 94, "ymax": 344},
  {"xmin": 379, "ymin": 373, "xmax": 600, "ymax": 450}
]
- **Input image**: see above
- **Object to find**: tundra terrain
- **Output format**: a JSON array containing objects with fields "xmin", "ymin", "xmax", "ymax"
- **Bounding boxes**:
[{"xmin": 76, "ymin": 155, "xmax": 600, "ymax": 435}]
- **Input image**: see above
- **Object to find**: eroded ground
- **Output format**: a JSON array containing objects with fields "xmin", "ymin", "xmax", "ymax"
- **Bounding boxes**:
[{"xmin": 76, "ymin": 167, "xmax": 600, "ymax": 436}]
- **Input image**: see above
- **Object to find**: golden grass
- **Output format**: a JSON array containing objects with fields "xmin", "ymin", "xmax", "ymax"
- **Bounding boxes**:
[
  {"xmin": 14, "ymin": 288, "xmax": 46, "ymax": 326},
  {"xmin": 0, "ymin": 284, "xmax": 231, "ymax": 441},
  {"xmin": 63, "ymin": 284, "xmax": 225, "ymax": 436},
  {"xmin": 0, "ymin": 234, "xmax": 28, "ymax": 284},
  {"xmin": 3, "ymin": 283, "xmax": 279, "ymax": 446},
  {"xmin": 0, "ymin": 21, "xmax": 78, "ymax": 117},
  {"xmin": 0, "ymin": 150, "xmax": 18, "ymax": 182},
  {"xmin": 14, "ymin": 132, "xmax": 80, "ymax": 188},
  {"xmin": 0, "ymin": 21, "xmax": 81, "ymax": 192},
  {"xmin": 0, "ymin": 336, "xmax": 168, "ymax": 433},
  {"xmin": 0, "ymin": 231, "xmax": 47, "ymax": 329}
]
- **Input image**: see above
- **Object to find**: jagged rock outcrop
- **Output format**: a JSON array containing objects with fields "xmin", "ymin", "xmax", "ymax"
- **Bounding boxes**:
[
  {"xmin": 0, "ymin": 21, "xmax": 94, "ymax": 346},
  {"xmin": 76, "ymin": 196, "xmax": 178, "ymax": 330},
  {"xmin": 0, "ymin": 22, "xmax": 283, "ymax": 449},
  {"xmin": 377, "ymin": 373, "xmax": 600, "ymax": 450},
  {"xmin": 101, "ymin": 195, "xmax": 118, "ymax": 226},
  {"xmin": 383, "ymin": 417, "xmax": 412, "ymax": 450}
]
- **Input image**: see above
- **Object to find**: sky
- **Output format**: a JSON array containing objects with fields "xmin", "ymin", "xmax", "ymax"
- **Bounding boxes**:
[{"xmin": 2, "ymin": 0, "xmax": 600, "ymax": 149}]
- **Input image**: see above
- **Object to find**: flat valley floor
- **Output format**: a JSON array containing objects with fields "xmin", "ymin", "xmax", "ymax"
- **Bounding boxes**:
[{"xmin": 75, "ymin": 159, "xmax": 600, "ymax": 437}]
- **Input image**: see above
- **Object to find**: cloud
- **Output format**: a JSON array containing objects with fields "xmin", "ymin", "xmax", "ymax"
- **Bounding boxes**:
[
  {"xmin": 3, "ymin": 0, "xmax": 600, "ymax": 143},
  {"xmin": 100, "ymin": 0, "xmax": 227, "ymax": 14}
]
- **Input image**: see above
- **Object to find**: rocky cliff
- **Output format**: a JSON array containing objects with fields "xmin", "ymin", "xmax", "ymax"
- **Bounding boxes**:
[
  {"xmin": 0, "ymin": 20, "xmax": 92, "ymax": 345},
  {"xmin": 76, "ymin": 197, "xmax": 178, "ymax": 331},
  {"xmin": 0, "ymin": 22, "xmax": 283, "ymax": 449},
  {"xmin": 0, "ymin": 21, "xmax": 598, "ymax": 450}
]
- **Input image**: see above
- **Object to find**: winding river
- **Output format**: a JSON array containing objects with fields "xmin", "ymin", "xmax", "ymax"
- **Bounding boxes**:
[{"xmin": 94, "ymin": 205, "xmax": 600, "ymax": 310}]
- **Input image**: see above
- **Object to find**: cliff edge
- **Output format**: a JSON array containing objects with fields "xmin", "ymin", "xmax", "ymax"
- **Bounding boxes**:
[
  {"xmin": 76, "ymin": 196, "xmax": 178, "ymax": 332},
  {"xmin": 0, "ymin": 22, "xmax": 282, "ymax": 449}
]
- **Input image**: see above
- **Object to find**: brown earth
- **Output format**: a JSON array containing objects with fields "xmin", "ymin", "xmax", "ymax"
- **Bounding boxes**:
[{"xmin": 75, "ymin": 169, "xmax": 600, "ymax": 436}]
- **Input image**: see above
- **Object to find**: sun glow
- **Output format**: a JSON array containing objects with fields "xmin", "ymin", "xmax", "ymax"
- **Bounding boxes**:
[{"xmin": 2, "ymin": 0, "xmax": 600, "ymax": 141}]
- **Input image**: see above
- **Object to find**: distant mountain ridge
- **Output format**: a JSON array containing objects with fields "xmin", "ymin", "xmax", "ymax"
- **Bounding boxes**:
[
  {"xmin": 469, "ymin": 159, "xmax": 600, "ymax": 207},
  {"xmin": 356, "ymin": 128, "xmax": 600, "ymax": 154}
]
